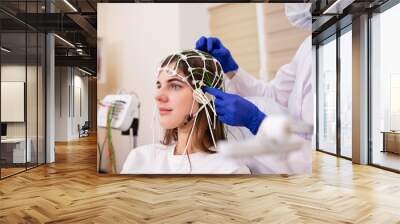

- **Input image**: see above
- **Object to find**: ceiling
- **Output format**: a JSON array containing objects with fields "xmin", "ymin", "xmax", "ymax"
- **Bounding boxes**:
[
  {"xmin": 0, "ymin": 0, "xmax": 396, "ymax": 73},
  {"xmin": 311, "ymin": 0, "xmax": 392, "ymax": 44},
  {"xmin": 0, "ymin": 0, "xmax": 99, "ymax": 73}
]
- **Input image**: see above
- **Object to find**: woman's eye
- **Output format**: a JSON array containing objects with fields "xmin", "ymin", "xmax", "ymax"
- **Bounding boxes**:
[{"xmin": 170, "ymin": 84, "xmax": 182, "ymax": 90}]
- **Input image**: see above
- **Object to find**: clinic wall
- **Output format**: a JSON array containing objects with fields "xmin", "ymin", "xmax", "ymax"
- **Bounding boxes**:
[
  {"xmin": 263, "ymin": 4, "xmax": 310, "ymax": 80},
  {"xmin": 209, "ymin": 4, "xmax": 261, "ymax": 77},
  {"xmin": 55, "ymin": 67, "xmax": 89, "ymax": 141},
  {"xmin": 207, "ymin": 3, "xmax": 309, "ymax": 80},
  {"xmin": 97, "ymin": 3, "xmax": 210, "ymax": 173},
  {"xmin": 179, "ymin": 4, "xmax": 210, "ymax": 49}
]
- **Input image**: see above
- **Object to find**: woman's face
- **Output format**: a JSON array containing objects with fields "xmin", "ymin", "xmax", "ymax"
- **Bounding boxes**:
[{"xmin": 155, "ymin": 66, "xmax": 198, "ymax": 129}]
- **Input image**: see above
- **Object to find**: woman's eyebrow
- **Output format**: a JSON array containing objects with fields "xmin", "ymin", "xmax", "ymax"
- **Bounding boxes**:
[{"xmin": 167, "ymin": 78, "xmax": 185, "ymax": 83}]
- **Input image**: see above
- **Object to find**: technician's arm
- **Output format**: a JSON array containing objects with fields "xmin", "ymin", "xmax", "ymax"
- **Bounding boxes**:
[{"xmin": 196, "ymin": 36, "xmax": 309, "ymax": 109}]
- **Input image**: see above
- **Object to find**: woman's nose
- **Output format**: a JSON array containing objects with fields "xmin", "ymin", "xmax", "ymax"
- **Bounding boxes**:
[{"xmin": 155, "ymin": 89, "xmax": 168, "ymax": 103}]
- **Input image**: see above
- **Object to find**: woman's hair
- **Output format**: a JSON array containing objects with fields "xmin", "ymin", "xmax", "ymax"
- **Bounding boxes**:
[{"xmin": 159, "ymin": 50, "xmax": 226, "ymax": 153}]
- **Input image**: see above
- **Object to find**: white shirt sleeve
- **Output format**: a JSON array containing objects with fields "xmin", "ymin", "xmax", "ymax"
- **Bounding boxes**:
[{"xmin": 120, "ymin": 144, "xmax": 157, "ymax": 174}]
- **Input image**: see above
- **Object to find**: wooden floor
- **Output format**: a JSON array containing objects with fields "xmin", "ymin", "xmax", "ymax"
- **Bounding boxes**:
[
  {"xmin": 1, "ymin": 163, "xmax": 45, "ymax": 178},
  {"xmin": 1, "ymin": 167, "xmax": 26, "ymax": 178},
  {"xmin": 1, "ymin": 135, "xmax": 400, "ymax": 223}
]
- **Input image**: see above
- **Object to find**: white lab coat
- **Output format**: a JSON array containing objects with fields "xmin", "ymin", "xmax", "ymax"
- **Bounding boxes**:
[{"xmin": 224, "ymin": 36, "xmax": 313, "ymax": 174}]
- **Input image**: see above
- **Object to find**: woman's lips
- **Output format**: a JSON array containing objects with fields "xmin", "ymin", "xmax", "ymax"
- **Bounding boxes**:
[{"xmin": 159, "ymin": 107, "xmax": 172, "ymax": 115}]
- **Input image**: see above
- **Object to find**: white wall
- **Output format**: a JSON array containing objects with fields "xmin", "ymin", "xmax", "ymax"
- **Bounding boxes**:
[
  {"xmin": 97, "ymin": 3, "xmax": 210, "ymax": 172},
  {"xmin": 1, "ymin": 64, "xmax": 46, "ymax": 164},
  {"xmin": 72, "ymin": 73, "xmax": 89, "ymax": 138},
  {"xmin": 179, "ymin": 4, "xmax": 210, "ymax": 49},
  {"xmin": 55, "ymin": 67, "xmax": 89, "ymax": 141},
  {"xmin": 55, "ymin": 67, "xmax": 68, "ymax": 141},
  {"xmin": 1, "ymin": 65, "xmax": 33, "ymax": 138}
]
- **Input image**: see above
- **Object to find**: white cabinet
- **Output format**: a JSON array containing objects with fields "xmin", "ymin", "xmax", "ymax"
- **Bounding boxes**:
[{"xmin": 1, "ymin": 138, "xmax": 32, "ymax": 163}]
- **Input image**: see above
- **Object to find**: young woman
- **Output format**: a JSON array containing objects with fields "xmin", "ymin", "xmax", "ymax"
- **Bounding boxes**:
[{"xmin": 121, "ymin": 49, "xmax": 250, "ymax": 174}]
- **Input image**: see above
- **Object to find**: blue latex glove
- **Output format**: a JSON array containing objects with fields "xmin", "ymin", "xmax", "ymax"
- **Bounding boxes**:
[
  {"xmin": 204, "ymin": 87, "xmax": 266, "ymax": 135},
  {"xmin": 195, "ymin": 36, "xmax": 239, "ymax": 73}
]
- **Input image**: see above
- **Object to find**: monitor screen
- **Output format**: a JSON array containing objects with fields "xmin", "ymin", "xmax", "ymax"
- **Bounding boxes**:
[{"xmin": 1, "ymin": 123, "xmax": 7, "ymax": 137}]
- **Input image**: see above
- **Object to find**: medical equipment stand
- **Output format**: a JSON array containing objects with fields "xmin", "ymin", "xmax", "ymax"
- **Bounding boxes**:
[{"xmin": 121, "ymin": 118, "xmax": 139, "ymax": 148}]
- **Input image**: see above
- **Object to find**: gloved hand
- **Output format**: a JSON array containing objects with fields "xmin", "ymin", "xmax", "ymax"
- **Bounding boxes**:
[
  {"xmin": 204, "ymin": 87, "xmax": 266, "ymax": 135},
  {"xmin": 195, "ymin": 36, "xmax": 239, "ymax": 73}
]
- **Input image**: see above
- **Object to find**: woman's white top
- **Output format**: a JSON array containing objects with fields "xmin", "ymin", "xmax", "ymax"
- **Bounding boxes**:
[{"xmin": 120, "ymin": 144, "xmax": 251, "ymax": 174}]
